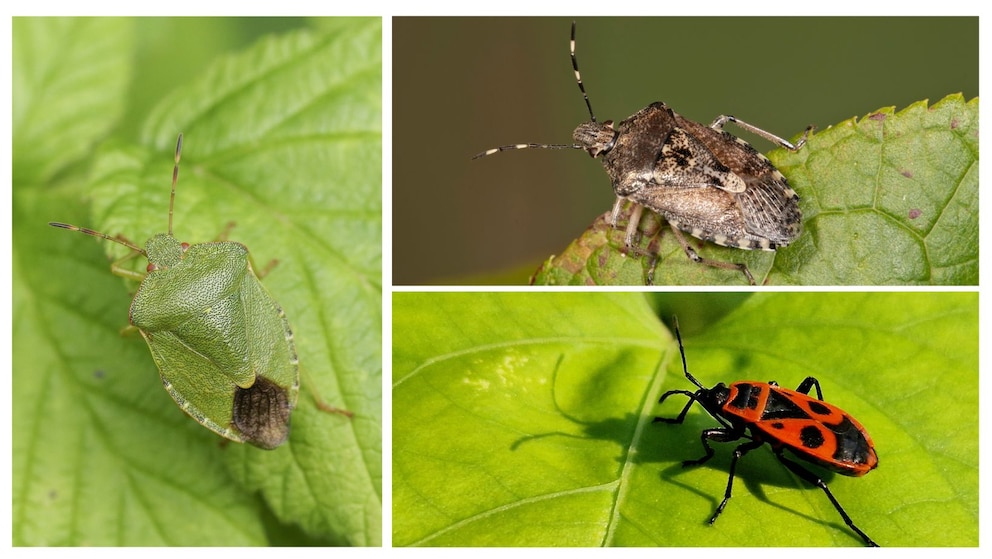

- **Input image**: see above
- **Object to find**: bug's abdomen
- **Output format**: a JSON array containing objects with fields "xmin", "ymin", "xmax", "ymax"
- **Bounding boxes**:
[
  {"xmin": 601, "ymin": 104, "xmax": 801, "ymax": 251},
  {"xmin": 723, "ymin": 382, "xmax": 878, "ymax": 476}
]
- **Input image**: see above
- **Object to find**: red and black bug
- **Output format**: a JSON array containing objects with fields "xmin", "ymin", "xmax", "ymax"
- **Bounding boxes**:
[{"xmin": 654, "ymin": 321, "xmax": 879, "ymax": 546}]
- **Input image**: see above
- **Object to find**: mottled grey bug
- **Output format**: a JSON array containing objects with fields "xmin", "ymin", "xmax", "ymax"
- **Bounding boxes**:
[{"xmin": 474, "ymin": 22, "xmax": 812, "ymax": 284}]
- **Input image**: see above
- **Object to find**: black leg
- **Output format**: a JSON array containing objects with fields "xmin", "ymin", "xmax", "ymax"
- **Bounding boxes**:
[
  {"xmin": 654, "ymin": 390, "xmax": 700, "ymax": 425},
  {"xmin": 775, "ymin": 451, "xmax": 879, "ymax": 547},
  {"xmin": 681, "ymin": 428, "xmax": 728, "ymax": 468},
  {"xmin": 794, "ymin": 376, "xmax": 824, "ymax": 400},
  {"xmin": 708, "ymin": 438, "xmax": 765, "ymax": 523}
]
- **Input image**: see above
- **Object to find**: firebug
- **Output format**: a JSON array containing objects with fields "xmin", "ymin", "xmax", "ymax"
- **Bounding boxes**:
[{"xmin": 654, "ymin": 320, "xmax": 879, "ymax": 546}]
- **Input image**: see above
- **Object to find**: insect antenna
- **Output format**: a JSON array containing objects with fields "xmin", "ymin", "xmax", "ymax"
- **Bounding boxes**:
[
  {"xmin": 471, "ymin": 23, "xmax": 593, "ymax": 160},
  {"xmin": 48, "ymin": 222, "xmax": 145, "ymax": 254},
  {"xmin": 169, "ymin": 133, "xmax": 183, "ymax": 237},
  {"xmin": 570, "ymin": 20, "xmax": 597, "ymax": 123},
  {"xmin": 471, "ymin": 142, "xmax": 583, "ymax": 159},
  {"xmin": 672, "ymin": 317, "xmax": 706, "ymax": 390},
  {"xmin": 48, "ymin": 135, "xmax": 186, "ymax": 256}
]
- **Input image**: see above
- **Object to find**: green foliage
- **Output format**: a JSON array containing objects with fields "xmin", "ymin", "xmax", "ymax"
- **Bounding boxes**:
[
  {"xmin": 393, "ymin": 293, "xmax": 977, "ymax": 546},
  {"xmin": 13, "ymin": 17, "xmax": 381, "ymax": 546},
  {"xmin": 13, "ymin": 18, "xmax": 133, "ymax": 185},
  {"xmin": 532, "ymin": 94, "xmax": 978, "ymax": 285}
]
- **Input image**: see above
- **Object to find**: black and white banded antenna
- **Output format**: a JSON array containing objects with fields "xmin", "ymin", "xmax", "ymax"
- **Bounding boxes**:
[{"xmin": 472, "ymin": 21, "xmax": 601, "ymax": 160}]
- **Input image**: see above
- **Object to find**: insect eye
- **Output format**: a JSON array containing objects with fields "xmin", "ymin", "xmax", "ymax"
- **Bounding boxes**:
[
  {"xmin": 181, "ymin": 242, "xmax": 190, "ymax": 252},
  {"xmin": 147, "ymin": 262, "xmax": 158, "ymax": 273}
]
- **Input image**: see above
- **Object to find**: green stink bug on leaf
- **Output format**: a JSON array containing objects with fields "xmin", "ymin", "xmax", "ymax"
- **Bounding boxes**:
[{"xmin": 50, "ymin": 134, "xmax": 346, "ymax": 449}]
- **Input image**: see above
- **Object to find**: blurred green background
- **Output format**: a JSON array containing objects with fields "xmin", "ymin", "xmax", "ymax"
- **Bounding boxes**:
[
  {"xmin": 392, "ymin": 17, "xmax": 978, "ymax": 284},
  {"xmin": 14, "ymin": 18, "xmax": 331, "ymax": 158},
  {"xmin": 123, "ymin": 18, "xmax": 312, "ymax": 140}
]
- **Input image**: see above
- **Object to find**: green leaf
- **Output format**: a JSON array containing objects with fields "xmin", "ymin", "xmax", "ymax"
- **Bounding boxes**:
[
  {"xmin": 12, "ymin": 17, "xmax": 132, "ymax": 185},
  {"xmin": 532, "ymin": 94, "xmax": 978, "ymax": 285},
  {"xmin": 392, "ymin": 293, "xmax": 977, "ymax": 546},
  {"xmin": 13, "ymin": 18, "xmax": 381, "ymax": 546}
]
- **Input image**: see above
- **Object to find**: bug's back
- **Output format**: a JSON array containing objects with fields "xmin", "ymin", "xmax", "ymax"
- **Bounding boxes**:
[{"xmin": 722, "ymin": 381, "xmax": 878, "ymax": 476}]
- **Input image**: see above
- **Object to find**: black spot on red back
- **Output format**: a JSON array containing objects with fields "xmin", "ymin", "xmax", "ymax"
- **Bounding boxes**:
[
  {"xmin": 808, "ymin": 401, "xmax": 832, "ymax": 416},
  {"xmin": 800, "ymin": 425, "xmax": 825, "ymax": 449}
]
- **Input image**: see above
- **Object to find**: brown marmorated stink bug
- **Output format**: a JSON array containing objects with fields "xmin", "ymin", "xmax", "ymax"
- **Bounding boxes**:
[{"xmin": 473, "ymin": 22, "xmax": 812, "ymax": 285}]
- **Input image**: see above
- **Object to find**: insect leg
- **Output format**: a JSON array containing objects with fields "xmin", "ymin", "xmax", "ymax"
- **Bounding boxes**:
[
  {"xmin": 608, "ymin": 197, "xmax": 625, "ymax": 228},
  {"xmin": 217, "ymin": 223, "xmax": 282, "ymax": 280},
  {"xmin": 794, "ymin": 376, "xmax": 825, "ymax": 400},
  {"xmin": 251, "ymin": 259, "xmax": 279, "ymax": 279},
  {"xmin": 608, "ymin": 200, "xmax": 665, "ymax": 284},
  {"xmin": 653, "ymin": 391, "xmax": 731, "ymax": 466},
  {"xmin": 215, "ymin": 221, "xmax": 237, "ymax": 241},
  {"xmin": 775, "ymin": 451, "xmax": 879, "ymax": 547},
  {"xmin": 653, "ymin": 389, "xmax": 700, "ymax": 425},
  {"xmin": 709, "ymin": 438, "xmax": 765, "ymax": 523},
  {"xmin": 667, "ymin": 224, "xmax": 756, "ymax": 285},
  {"xmin": 607, "ymin": 197, "xmax": 646, "ymax": 250},
  {"xmin": 709, "ymin": 115, "xmax": 812, "ymax": 152},
  {"xmin": 684, "ymin": 427, "xmax": 746, "ymax": 470},
  {"xmin": 622, "ymin": 203, "xmax": 643, "ymax": 248},
  {"xmin": 109, "ymin": 249, "xmax": 150, "ymax": 282},
  {"xmin": 644, "ymin": 236, "xmax": 660, "ymax": 286}
]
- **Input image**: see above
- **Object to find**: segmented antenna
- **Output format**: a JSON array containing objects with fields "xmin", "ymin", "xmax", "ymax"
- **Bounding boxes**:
[
  {"xmin": 48, "ymin": 133, "xmax": 186, "ymax": 255},
  {"xmin": 570, "ymin": 20, "xmax": 597, "ymax": 123},
  {"xmin": 47, "ymin": 222, "xmax": 144, "ymax": 253},
  {"xmin": 472, "ymin": 22, "xmax": 594, "ymax": 160},
  {"xmin": 672, "ymin": 316, "xmax": 706, "ymax": 391},
  {"xmin": 169, "ymin": 133, "xmax": 183, "ymax": 236}
]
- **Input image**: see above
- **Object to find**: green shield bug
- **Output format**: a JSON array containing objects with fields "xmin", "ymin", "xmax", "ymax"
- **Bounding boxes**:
[{"xmin": 51, "ymin": 134, "xmax": 339, "ymax": 449}]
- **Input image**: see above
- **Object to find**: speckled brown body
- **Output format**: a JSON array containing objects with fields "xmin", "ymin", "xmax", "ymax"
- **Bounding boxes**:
[{"xmin": 573, "ymin": 102, "xmax": 802, "ymax": 251}]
